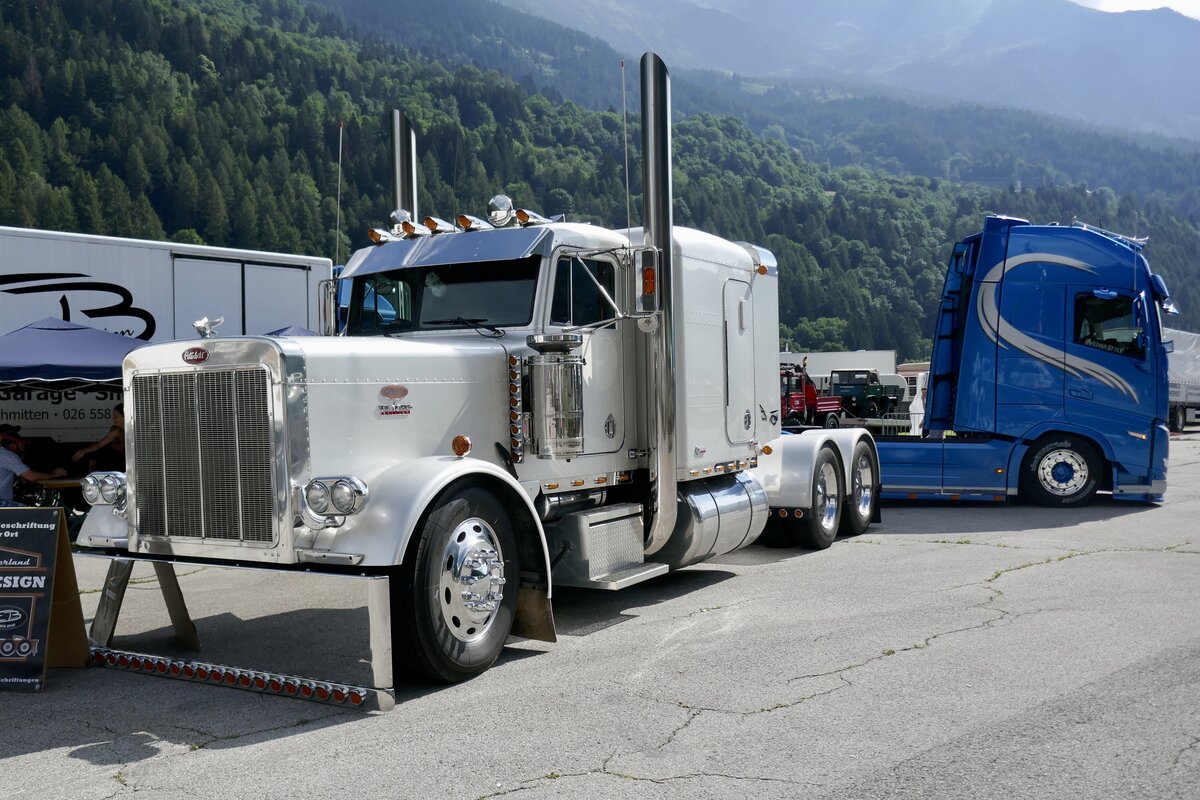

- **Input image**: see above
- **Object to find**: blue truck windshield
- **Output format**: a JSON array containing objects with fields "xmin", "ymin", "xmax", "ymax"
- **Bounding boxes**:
[{"xmin": 346, "ymin": 257, "xmax": 540, "ymax": 335}]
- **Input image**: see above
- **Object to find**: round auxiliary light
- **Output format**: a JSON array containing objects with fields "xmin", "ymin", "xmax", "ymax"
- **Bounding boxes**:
[
  {"xmin": 488, "ymin": 194, "xmax": 515, "ymax": 227},
  {"xmin": 305, "ymin": 481, "xmax": 331, "ymax": 515},
  {"xmin": 451, "ymin": 435, "xmax": 472, "ymax": 458},
  {"xmin": 99, "ymin": 474, "xmax": 124, "ymax": 504},
  {"xmin": 81, "ymin": 475, "xmax": 102, "ymax": 505},
  {"xmin": 330, "ymin": 480, "xmax": 358, "ymax": 515}
]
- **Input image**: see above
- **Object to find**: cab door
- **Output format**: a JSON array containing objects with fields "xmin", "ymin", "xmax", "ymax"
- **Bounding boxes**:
[
  {"xmin": 549, "ymin": 255, "xmax": 624, "ymax": 455},
  {"xmin": 723, "ymin": 279, "xmax": 756, "ymax": 443},
  {"xmin": 1064, "ymin": 289, "xmax": 1155, "ymax": 429}
]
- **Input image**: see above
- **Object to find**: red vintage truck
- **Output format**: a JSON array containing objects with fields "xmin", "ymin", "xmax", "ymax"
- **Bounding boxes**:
[{"xmin": 781, "ymin": 366, "xmax": 844, "ymax": 427}]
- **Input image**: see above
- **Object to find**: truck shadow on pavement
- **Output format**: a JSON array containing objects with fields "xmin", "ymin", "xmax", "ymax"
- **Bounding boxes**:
[
  {"xmin": 874, "ymin": 495, "xmax": 1151, "ymax": 536},
  {"xmin": 549, "ymin": 567, "xmax": 737, "ymax": 637},
  {"xmin": 10, "ymin": 569, "xmax": 756, "ymax": 765}
]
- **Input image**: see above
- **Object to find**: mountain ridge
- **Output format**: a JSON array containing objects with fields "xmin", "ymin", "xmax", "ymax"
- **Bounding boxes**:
[{"xmin": 498, "ymin": 0, "xmax": 1200, "ymax": 141}]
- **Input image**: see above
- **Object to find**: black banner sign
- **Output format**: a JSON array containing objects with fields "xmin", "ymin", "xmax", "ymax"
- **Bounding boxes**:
[{"xmin": 0, "ymin": 508, "xmax": 82, "ymax": 691}]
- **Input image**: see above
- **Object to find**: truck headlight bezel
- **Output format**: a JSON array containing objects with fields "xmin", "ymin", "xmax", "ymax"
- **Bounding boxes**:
[
  {"xmin": 303, "ymin": 477, "xmax": 368, "ymax": 519},
  {"xmin": 83, "ymin": 472, "xmax": 127, "ymax": 507}
]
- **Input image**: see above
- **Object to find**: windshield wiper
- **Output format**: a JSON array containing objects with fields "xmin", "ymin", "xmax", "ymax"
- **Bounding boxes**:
[{"xmin": 425, "ymin": 317, "xmax": 503, "ymax": 336}]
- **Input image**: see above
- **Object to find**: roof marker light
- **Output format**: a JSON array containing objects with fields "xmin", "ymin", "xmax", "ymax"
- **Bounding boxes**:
[
  {"xmin": 401, "ymin": 219, "xmax": 430, "ymax": 238},
  {"xmin": 423, "ymin": 216, "xmax": 455, "ymax": 234},
  {"xmin": 515, "ymin": 208, "xmax": 550, "ymax": 226},
  {"xmin": 457, "ymin": 214, "xmax": 494, "ymax": 232}
]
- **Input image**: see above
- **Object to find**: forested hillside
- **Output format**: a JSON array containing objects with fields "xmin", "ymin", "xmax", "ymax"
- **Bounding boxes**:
[{"xmin": 0, "ymin": 0, "xmax": 1196, "ymax": 359}]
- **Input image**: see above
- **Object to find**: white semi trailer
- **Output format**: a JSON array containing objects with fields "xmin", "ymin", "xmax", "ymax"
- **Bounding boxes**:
[
  {"xmin": 1166, "ymin": 327, "xmax": 1200, "ymax": 432},
  {"xmin": 75, "ymin": 54, "xmax": 880, "ymax": 710},
  {"xmin": 0, "ymin": 226, "xmax": 334, "ymax": 442}
]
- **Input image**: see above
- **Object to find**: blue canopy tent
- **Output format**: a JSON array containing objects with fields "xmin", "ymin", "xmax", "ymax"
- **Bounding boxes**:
[{"xmin": 0, "ymin": 318, "xmax": 145, "ymax": 382}]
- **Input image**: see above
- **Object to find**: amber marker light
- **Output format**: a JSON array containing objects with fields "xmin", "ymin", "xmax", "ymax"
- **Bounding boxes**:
[
  {"xmin": 762, "ymin": 445, "xmax": 773, "ymax": 455},
  {"xmin": 642, "ymin": 266, "xmax": 656, "ymax": 296},
  {"xmin": 451, "ymin": 435, "xmax": 472, "ymax": 457},
  {"xmin": 756, "ymin": 264, "xmax": 768, "ymax": 275}
]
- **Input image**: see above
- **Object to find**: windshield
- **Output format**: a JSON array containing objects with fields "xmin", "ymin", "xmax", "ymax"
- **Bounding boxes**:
[
  {"xmin": 346, "ymin": 257, "xmax": 540, "ymax": 335},
  {"xmin": 832, "ymin": 371, "xmax": 870, "ymax": 385}
]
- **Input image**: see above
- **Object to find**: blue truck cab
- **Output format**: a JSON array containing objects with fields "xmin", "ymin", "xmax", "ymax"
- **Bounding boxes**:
[{"xmin": 877, "ymin": 216, "xmax": 1174, "ymax": 506}]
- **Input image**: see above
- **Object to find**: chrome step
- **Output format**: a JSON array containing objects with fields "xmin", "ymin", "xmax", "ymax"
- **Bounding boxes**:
[{"xmin": 556, "ymin": 561, "xmax": 668, "ymax": 591}]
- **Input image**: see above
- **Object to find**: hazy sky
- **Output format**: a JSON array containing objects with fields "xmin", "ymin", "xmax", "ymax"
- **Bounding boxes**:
[{"xmin": 1070, "ymin": 0, "xmax": 1200, "ymax": 20}]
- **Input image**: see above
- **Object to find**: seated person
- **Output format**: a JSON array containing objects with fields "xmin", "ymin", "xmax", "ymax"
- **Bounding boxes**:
[
  {"xmin": 72, "ymin": 404, "xmax": 126, "ymax": 472},
  {"xmin": 0, "ymin": 428, "xmax": 67, "ymax": 508}
]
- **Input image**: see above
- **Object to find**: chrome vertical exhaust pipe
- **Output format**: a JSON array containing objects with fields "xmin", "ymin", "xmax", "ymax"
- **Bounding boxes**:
[
  {"xmin": 640, "ymin": 52, "xmax": 678, "ymax": 556},
  {"xmin": 390, "ymin": 110, "xmax": 418, "ymax": 223}
]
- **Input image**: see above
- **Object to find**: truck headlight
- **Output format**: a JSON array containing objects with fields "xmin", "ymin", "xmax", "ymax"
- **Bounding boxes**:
[
  {"xmin": 304, "ymin": 477, "xmax": 368, "ymax": 518},
  {"xmin": 305, "ymin": 481, "xmax": 331, "ymax": 515},
  {"xmin": 83, "ymin": 472, "xmax": 126, "ymax": 507},
  {"xmin": 330, "ymin": 479, "xmax": 367, "ymax": 515}
]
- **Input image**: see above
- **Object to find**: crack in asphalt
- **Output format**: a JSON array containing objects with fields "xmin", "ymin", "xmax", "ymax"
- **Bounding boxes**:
[
  {"xmin": 473, "ymin": 766, "xmax": 822, "ymax": 798},
  {"xmin": 1172, "ymin": 734, "xmax": 1200, "ymax": 770},
  {"xmin": 186, "ymin": 711, "xmax": 346, "ymax": 749},
  {"xmin": 853, "ymin": 539, "xmax": 1195, "ymax": 556}
]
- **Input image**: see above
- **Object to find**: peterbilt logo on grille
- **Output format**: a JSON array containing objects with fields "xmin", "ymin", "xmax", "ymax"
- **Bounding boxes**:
[{"xmin": 182, "ymin": 347, "xmax": 209, "ymax": 365}]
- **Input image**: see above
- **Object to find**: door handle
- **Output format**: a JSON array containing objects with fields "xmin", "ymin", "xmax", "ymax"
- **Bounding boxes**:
[{"xmin": 1069, "ymin": 388, "xmax": 1093, "ymax": 400}]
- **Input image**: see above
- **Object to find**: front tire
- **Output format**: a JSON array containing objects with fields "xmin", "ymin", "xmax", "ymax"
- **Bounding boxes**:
[
  {"xmin": 1021, "ymin": 436, "xmax": 1102, "ymax": 507},
  {"xmin": 393, "ymin": 485, "xmax": 519, "ymax": 683},
  {"xmin": 794, "ymin": 447, "xmax": 844, "ymax": 549},
  {"xmin": 865, "ymin": 401, "xmax": 880, "ymax": 419},
  {"xmin": 823, "ymin": 412, "xmax": 841, "ymax": 429},
  {"xmin": 839, "ymin": 440, "xmax": 878, "ymax": 537}
]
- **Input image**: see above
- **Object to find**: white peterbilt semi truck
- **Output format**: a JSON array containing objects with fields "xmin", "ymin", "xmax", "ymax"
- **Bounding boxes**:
[{"xmin": 75, "ymin": 54, "xmax": 880, "ymax": 709}]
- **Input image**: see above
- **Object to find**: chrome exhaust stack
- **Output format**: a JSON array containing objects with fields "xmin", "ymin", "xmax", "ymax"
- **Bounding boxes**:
[
  {"xmin": 640, "ymin": 52, "xmax": 678, "ymax": 556},
  {"xmin": 389, "ymin": 110, "xmax": 418, "ymax": 224}
]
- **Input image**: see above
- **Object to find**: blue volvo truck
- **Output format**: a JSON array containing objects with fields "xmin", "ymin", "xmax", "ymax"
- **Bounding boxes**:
[{"xmin": 877, "ymin": 216, "xmax": 1174, "ymax": 506}]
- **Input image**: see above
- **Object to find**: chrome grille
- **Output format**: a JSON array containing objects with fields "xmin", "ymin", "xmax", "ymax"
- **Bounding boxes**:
[{"xmin": 132, "ymin": 368, "xmax": 276, "ymax": 544}]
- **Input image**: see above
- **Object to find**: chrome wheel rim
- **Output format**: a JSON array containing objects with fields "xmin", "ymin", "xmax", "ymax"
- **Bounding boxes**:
[
  {"xmin": 815, "ymin": 461, "xmax": 840, "ymax": 533},
  {"xmin": 438, "ymin": 518, "xmax": 506, "ymax": 643},
  {"xmin": 1038, "ymin": 448, "xmax": 1088, "ymax": 496},
  {"xmin": 852, "ymin": 453, "xmax": 874, "ymax": 519}
]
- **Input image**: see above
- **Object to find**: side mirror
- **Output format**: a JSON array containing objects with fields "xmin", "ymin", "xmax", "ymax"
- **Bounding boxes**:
[{"xmin": 950, "ymin": 242, "xmax": 968, "ymax": 275}]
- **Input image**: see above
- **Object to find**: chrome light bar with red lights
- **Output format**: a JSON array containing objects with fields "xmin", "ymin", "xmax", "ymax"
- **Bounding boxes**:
[{"xmin": 90, "ymin": 647, "xmax": 396, "ymax": 712}]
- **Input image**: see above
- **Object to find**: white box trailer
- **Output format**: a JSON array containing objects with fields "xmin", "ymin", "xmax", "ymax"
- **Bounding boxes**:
[
  {"xmin": 1166, "ymin": 327, "xmax": 1200, "ymax": 432},
  {"xmin": 0, "ymin": 226, "xmax": 333, "ymax": 442},
  {"xmin": 0, "ymin": 226, "xmax": 333, "ymax": 340}
]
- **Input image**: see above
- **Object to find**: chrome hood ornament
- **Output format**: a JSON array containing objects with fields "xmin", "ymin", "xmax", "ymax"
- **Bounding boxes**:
[{"xmin": 193, "ymin": 316, "xmax": 224, "ymax": 338}]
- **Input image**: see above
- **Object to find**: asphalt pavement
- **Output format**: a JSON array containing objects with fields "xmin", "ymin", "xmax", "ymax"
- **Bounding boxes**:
[{"xmin": 3, "ymin": 434, "xmax": 1198, "ymax": 799}]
